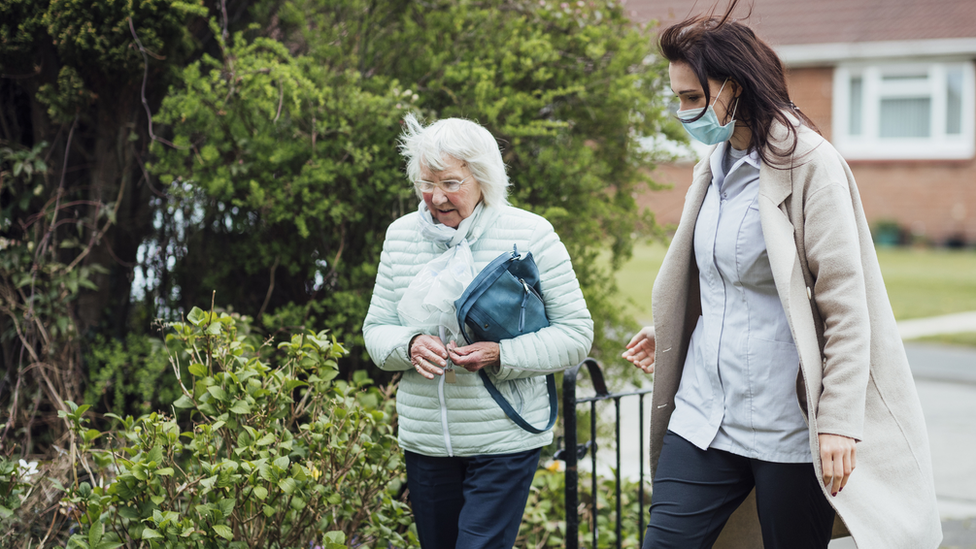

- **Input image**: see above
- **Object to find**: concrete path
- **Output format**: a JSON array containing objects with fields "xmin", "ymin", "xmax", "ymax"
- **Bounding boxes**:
[
  {"xmin": 580, "ymin": 312, "xmax": 976, "ymax": 548},
  {"xmin": 899, "ymin": 311, "xmax": 976, "ymax": 340}
]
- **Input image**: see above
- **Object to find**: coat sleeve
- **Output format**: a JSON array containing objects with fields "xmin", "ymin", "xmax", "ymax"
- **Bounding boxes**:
[
  {"xmin": 362, "ymin": 227, "xmax": 422, "ymax": 372},
  {"xmin": 801, "ymin": 152, "xmax": 871, "ymax": 441},
  {"xmin": 491, "ymin": 219, "xmax": 594, "ymax": 381}
]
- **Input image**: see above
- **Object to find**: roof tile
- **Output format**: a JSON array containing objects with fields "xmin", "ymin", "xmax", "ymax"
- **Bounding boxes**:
[{"xmin": 625, "ymin": 0, "xmax": 976, "ymax": 45}]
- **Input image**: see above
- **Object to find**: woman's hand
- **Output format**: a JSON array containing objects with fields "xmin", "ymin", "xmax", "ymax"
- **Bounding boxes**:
[
  {"xmin": 819, "ymin": 433, "xmax": 857, "ymax": 496},
  {"xmin": 622, "ymin": 326, "xmax": 656, "ymax": 373},
  {"xmin": 447, "ymin": 341, "xmax": 500, "ymax": 373},
  {"xmin": 410, "ymin": 334, "xmax": 448, "ymax": 379}
]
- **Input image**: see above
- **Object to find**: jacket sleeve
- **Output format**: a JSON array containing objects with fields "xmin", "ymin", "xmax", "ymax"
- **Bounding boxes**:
[
  {"xmin": 362, "ymin": 227, "xmax": 421, "ymax": 372},
  {"xmin": 491, "ymin": 219, "xmax": 594, "ymax": 381},
  {"xmin": 801, "ymin": 152, "xmax": 871, "ymax": 441}
]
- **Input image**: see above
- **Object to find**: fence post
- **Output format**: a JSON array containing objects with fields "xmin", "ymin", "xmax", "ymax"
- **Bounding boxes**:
[
  {"xmin": 562, "ymin": 359, "xmax": 611, "ymax": 548},
  {"xmin": 563, "ymin": 361, "xmax": 582, "ymax": 549}
]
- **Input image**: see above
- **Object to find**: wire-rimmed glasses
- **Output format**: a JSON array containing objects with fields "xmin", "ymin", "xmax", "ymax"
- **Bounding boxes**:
[{"xmin": 414, "ymin": 175, "xmax": 472, "ymax": 193}]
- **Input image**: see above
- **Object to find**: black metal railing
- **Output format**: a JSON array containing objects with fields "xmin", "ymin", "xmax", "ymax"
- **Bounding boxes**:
[{"xmin": 555, "ymin": 358, "xmax": 654, "ymax": 549}]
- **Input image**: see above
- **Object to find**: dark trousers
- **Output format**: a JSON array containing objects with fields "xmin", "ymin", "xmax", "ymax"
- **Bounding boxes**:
[
  {"xmin": 405, "ymin": 447, "xmax": 541, "ymax": 549},
  {"xmin": 643, "ymin": 431, "xmax": 835, "ymax": 549}
]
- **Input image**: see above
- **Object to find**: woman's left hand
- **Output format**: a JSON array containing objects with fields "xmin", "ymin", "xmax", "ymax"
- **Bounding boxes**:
[
  {"xmin": 819, "ymin": 433, "xmax": 857, "ymax": 497},
  {"xmin": 447, "ymin": 341, "xmax": 501, "ymax": 373}
]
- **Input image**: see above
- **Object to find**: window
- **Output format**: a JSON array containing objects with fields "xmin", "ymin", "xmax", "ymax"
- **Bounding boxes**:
[{"xmin": 833, "ymin": 61, "xmax": 975, "ymax": 159}]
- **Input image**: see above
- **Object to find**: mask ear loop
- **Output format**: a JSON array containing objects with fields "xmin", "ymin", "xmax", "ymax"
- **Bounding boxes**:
[{"xmin": 714, "ymin": 78, "xmax": 738, "ymax": 126}]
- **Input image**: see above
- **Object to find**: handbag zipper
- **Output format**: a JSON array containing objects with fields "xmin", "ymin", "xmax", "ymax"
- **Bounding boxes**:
[{"xmin": 519, "ymin": 278, "xmax": 531, "ymax": 333}]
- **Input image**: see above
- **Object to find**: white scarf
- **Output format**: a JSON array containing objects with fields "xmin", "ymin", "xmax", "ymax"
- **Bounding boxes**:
[{"xmin": 396, "ymin": 202, "xmax": 488, "ymax": 342}]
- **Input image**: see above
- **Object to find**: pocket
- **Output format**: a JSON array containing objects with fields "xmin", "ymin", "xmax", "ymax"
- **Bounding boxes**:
[{"xmin": 496, "ymin": 378, "xmax": 527, "ymax": 414}]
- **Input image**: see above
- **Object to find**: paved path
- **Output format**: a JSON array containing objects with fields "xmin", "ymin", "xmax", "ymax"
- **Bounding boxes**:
[
  {"xmin": 899, "ymin": 311, "xmax": 976, "ymax": 340},
  {"xmin": 580, "ymin": 312, "xmax": 976, "ymax": 548}
]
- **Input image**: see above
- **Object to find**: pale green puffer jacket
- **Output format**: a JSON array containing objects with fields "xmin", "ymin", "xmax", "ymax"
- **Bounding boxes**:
[{"xmin": 363, "ymin": 204, "xmax": 593, "ymax": 457}]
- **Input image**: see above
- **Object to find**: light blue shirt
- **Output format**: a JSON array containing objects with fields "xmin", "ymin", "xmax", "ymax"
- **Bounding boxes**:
[{"xmin": 667, "ymin": 143, "xmax": 812, "ymax": 463}]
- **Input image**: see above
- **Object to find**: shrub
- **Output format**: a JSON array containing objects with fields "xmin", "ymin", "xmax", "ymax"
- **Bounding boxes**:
[
  {"xmin": 57, "ymin": 307, "xmax": 416, "ymax": 548},
  {"xmin": 83, "ymin": 334, "xmax": 181, "ymax": 417},
  {"xmin": 519, "ymin": 465, "xmax": 651, "ymax": 548}
]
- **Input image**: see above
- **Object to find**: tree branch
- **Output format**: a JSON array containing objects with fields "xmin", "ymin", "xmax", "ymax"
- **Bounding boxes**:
[
  {"xmin": 258, "ymin": 256, "xmax": 280, "ymax": 318},
  {"xmin": 128, "ymin": 17, "xmax": 187, "ymax": 150}
]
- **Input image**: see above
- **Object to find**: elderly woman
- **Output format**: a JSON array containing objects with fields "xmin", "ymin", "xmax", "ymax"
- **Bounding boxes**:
[
  {"xmin": 363, "ymin": 114, "xmax": 593, "ymax": 549},
  {"xmin": 622, "ymin": 2, "xmax": 941, "ymax": 548}
]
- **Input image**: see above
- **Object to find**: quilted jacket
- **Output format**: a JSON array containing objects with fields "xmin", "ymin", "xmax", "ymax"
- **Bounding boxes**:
[{"xmin": 363, "ymin": 204, "xmax": 593, "ymax": 457}]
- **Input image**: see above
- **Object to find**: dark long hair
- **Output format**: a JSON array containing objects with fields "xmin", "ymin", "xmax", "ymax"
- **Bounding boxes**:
[{"xmin": 658, "ymin": 0, "xmax": 819, "ymax": 165}]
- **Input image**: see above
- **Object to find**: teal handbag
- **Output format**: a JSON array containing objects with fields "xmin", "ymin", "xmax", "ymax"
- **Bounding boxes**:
[{"xmin": 454, "ymin": 245, "xmax": 556, "ymax": 434}]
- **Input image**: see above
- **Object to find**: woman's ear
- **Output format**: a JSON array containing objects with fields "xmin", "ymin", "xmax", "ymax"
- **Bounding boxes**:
[{"xmin": 731, "ymin": 79, "xmax": 743, "ymax": 98}]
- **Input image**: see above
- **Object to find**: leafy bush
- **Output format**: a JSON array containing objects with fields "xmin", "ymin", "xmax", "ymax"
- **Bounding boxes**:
[
  {"xmin": 519, "ymin": 465, "xmax": 651, "ymax": 548},
  {"xmin": 58, "ymin": 307, "xmax": 415, "ymax": 548},
  {"xmin": 0, "ymin": 457, "xmax": 38, "ymax": 521},
  {"xmin": 83, "ymin": 334, "xmax": 181, "ymax": 417}
]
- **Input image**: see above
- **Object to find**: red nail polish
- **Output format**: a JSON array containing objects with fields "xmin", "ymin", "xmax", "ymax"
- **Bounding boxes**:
[
  {"xmin": 832, "ymin": 492, "xmax": 837, "ymax": 497},
  {"xmin": 839, "ymin": 487, "xmax": 843, "ymax": 493}
]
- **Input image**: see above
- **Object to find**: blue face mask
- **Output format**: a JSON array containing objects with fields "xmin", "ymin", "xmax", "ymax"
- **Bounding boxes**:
[{"xmin": 676, "ymin": 79, "xmax": 738, "ymax": 145}]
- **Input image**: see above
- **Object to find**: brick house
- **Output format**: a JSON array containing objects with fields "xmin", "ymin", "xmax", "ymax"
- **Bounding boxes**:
[{"xmin": 629, "ymin": 0, "xmax": 976, "ymax": 245}]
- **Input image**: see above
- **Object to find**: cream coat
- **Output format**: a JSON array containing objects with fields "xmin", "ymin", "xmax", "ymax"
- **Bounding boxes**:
[{"xmin": 648, "ymin": 120, "xmax": 942, "ymax": 548}]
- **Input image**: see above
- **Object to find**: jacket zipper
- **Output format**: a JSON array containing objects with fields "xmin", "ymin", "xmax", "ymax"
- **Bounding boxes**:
[{"xmin": 437, "ymin": 373, "xmax": 453, "ymax": 456}]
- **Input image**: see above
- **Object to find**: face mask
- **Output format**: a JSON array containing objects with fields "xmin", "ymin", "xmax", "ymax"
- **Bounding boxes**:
[{"xmin": 676, "ymin": 79, "xmax": 738, "ymax": 145}]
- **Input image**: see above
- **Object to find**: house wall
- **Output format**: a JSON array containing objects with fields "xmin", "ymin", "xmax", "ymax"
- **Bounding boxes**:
[{"xmin": 638, "ymin": 66, "xmax": 976, "ymax": 245}]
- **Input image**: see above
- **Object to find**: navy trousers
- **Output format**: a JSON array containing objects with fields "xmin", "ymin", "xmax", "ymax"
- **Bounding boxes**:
[
  {"xmin": 405, "ymin": 448, "xmax": 541, "ymax": 549},
  {"xmin": 643, "ymin": 431, "xmax": 835, "ymax": 549}
]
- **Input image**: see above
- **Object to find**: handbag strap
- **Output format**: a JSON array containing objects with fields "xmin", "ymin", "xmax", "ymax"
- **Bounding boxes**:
[{"xmin": 478, "ymin": 370, "xmax": 557, "ymax": 434}]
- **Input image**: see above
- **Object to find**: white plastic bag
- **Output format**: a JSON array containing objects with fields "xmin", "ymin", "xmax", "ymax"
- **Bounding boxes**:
[{"xmin": 397, "ymin": 241, "xmax": 476, "ymax": 342}]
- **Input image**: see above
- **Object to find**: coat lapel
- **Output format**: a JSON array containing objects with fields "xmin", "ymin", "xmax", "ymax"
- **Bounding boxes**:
[{"xmin": 758, "ymin": 167, "xmax": 797, "ymax": 316}]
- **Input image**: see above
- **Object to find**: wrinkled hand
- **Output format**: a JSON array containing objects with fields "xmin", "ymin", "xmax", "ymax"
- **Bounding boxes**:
[
  {"xmin": 410, "ymin": 334, "xmax": 447, "ymax": 380},
  {"xmin": 819, "ymin": 433, "xmax": 857, "ymax": 496},
  {"xmin": 622, "ymin": 326, "xmax": 656, "ymax": 373},
  {"xmin": 447, "ymin": 341, "xmax": 500, "ymax": 373}
]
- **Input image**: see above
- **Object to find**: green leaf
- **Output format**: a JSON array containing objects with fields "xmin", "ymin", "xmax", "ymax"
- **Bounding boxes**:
[
  {"xmin": 141, "ymin": 528, "xmax": 162, "ymax": 540},
  {"xmin": 254, "ymin": 432, "xmax": 275, "ymax": 446},
  {"xmin": 88, "ymin": 520, "xmax": 103, "ymax": 548},
  {"xmin": 273, "ymin": 456, "xmax": 290, "ymax": 470},
  {"xmin": 217, "ymin": 498, "xmax": 236, "ymax": 518},
  {"xmin": 278, "ymin": 477, "xmax": 297, "ymax": 495},
  {"xmin": 213, "ymin": 524, "xmax": 234, "ymax": 540},
  {"xmin": 147, "ymin": 445, "xmax": 163, "ymax": 464},
  {"xmin": 118, "ymin": 506, "xmax": 139, "ymax": 520},
  {"xmin": 207, "ymin": 386, "xmax": 228, "ymax": 402},
  {"xmin": 186, "ymin": 307, "xmax": 207, "ymax": 326},
  {"xmin": 173, "ymin": 395, "xmax": 195, "ymax": 409},
  {"xmin": 188, "ymin": 363, "xmax": 208, "ymax": 377},
  {"xmin": 150, "ymin": 495, "xmax": 165, "ymax": 505},
  {"xmin": 229, "ymin": 400, "xmax": 251, "ymax": 414},
  {"xmin": 252, "ymin": 486, "xmax": 268, "ymax": 500},
  {"xmin": 200, "ymin": 475, "xmax": 218, "ymax": 490}
]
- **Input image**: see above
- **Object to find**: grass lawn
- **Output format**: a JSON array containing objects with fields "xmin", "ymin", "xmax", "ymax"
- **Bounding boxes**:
[{"xmin": 612, "ymin": 243, "xmax": 976, "ymax": 335}]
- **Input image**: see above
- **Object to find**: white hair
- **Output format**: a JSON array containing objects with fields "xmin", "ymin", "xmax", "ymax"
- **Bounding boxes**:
[{"xmin": 399, "ymin": 113, "xmax": 510, "ymax": 207}]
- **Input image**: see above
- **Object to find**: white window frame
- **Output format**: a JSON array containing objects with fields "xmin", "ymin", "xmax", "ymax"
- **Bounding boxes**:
[{"xmin": 832, "ymin": 59, "xmax": 975, "ymax": 160}]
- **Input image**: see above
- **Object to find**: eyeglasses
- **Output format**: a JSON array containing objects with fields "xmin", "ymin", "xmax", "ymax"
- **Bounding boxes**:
[{"xmin": 414, "ymin": 175, "xmax": 472, "ymax": 193}]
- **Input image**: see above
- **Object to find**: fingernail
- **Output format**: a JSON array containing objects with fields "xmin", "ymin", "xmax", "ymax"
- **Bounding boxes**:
[
  {"xmin": 831, "ymin": 492, "xmax": 837, "ymax": 497},
  {"xmin": 839, "ymin": 487, "xmax": 843, "ymax": 493}
]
